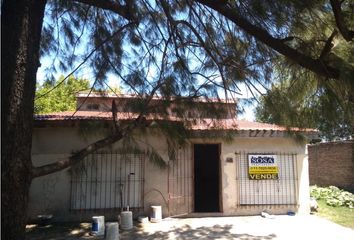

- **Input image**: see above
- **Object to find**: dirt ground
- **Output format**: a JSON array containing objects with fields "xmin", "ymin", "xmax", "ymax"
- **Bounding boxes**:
[
  {"xmin": 26, "ymin": 222, "xmax": 99, "ymax": 240},
  {"xmin": 26, "ymin": 215, "xmax": 354, "ymax": 240}
]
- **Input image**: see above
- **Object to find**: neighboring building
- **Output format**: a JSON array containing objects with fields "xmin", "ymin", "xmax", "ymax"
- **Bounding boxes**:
[
  {"xmin": 308, "ymin": 140, "xmax": 354, "ymax": 192},
  {"xmin": 29, "ymin": 93, "xmax": 318, "ymax": 222}
]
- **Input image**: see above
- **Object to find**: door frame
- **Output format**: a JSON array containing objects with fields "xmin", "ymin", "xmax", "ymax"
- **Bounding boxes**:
[{"xmin": 192, "ymin": 143, "xmax": 223, "ymax": 213}]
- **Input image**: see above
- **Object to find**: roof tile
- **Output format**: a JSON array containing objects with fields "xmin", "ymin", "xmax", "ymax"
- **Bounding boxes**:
[{"xmin": 34, "ymin": 111, "xmax": 316, "ymax": 132}]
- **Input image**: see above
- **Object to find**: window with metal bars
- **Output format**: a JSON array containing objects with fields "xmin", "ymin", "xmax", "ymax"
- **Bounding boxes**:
[
  {"xmin": 70, "ymin": 152, "xmax": 144, "ymax": 211},
  {"xmin": 236, "ymin": 152, "xmax": 298, "ymax": 205}
]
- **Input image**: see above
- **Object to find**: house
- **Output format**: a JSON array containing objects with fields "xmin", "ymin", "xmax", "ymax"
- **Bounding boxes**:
[{"xmin": 29, "ymin": 93, "xmax": 318, "ymax": 222}]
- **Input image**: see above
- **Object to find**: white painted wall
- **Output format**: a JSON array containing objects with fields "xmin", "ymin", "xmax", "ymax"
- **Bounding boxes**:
[
  {"xmin": 217, "ymin": 138, "xmax": 309, "ymax": 215},
  {"xmin": 29, "ymin": 127, "xmax": 310, "ymax": 222}
]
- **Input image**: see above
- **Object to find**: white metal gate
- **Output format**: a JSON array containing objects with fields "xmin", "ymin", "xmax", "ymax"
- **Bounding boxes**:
[{"xmin": 167, "ymin": 146, "xmax": 193, "ymax": 216}]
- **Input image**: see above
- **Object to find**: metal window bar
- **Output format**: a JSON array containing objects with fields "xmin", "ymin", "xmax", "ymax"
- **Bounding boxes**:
[
  {"xmin": 236, "ymin": 152, "xmax": 298, "ymax": 206},
  {"xmin": 70, "ymin": 151, "xmax": 145, "ymax": 212}
]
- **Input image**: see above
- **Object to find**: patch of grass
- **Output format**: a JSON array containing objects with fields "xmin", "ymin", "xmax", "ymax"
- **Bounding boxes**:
[{"xmin": 314, "ymin": 199, "xmax": 354, "ymax": 229}]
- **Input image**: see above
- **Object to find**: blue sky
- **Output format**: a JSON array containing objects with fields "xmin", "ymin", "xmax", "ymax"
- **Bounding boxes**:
[
  {"xmin": 37, "ymin": 4, "xmax": 262, "ymax": 121},
  {"xmin": 37, "ymin": 62, "xmax": 257, "ymax": 121}
]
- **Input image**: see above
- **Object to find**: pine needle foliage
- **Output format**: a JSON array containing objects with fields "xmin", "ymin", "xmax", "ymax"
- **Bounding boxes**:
[
  {"xmin": 38, "ymin": 1, "xmax": 354, "ymax": 139},
  {"xmin": 254, "ymin": 1, "xmax": 354, "ymax": 140},
  {"xmin": 31, "ymin": 0, "xmax": 354, "ymax": 169}
]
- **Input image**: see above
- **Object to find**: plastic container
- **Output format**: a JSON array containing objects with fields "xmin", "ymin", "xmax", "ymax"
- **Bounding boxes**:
[
  {"xmin": 105, "ymin": 222, "xmax": 119, "ymax": 240},
  {"xmin": 138, "ymin": 216, "xmax": 149, "ymax": 224},
  {"xmin": 120, "ymin": 211, "xmax": 133, "ymax": 230},
  {"xmin": 91, "ymin": 216, "xmax": 105, "ymax": 236},
  {"xmin": 287, "ymin": 211, "xmax": 296, "ymax": 216},
  {"xmin": 150, "ymin": 206, "xmax": 162, "ymax": 223}
]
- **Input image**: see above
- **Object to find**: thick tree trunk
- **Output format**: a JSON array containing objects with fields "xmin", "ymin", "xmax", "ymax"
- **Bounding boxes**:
[{"xmin": 1, "ymin": 0, "xmax": 46, "ymax": 239}]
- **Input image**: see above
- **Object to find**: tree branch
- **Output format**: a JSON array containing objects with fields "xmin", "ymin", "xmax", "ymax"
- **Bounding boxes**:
[
  {"xmin": 112, "ymin": 100, "xmax": 120, "ymax": 132},
  {"xmin": 195, "ymin": 0, "xmax": 340, "ymax": 79},
  {"xmin": 32, "ymin": 105, "xmax": 151, "ymax": 179},
  {"xmin": 32, "ymin": 73, "xmax": 166, "ymax": 178},
  {"xmin": 319, "ymin": 30, "xmax": 338, "ymax": 60},
  {"xmin": 73, "ymin": 0, "xmax": 135, "ymax": 21},
  {"xmin": 280, "ymin": 36, "xmax": 295, "ymax": 42},
  {"xmin": 31, "ymin": 131, "xmax": 124, "ymax": 178},
  {"xmin": 330, "ymin": 0, "xmax": 354, "ymax": 42},
  {"xmin": 36, "ymin": 22, "xmax": 135, "ymax": 100}
]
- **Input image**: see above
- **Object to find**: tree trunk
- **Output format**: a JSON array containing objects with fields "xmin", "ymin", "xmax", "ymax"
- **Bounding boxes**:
[{"xmin": 1, "ymin": 0, "xmax": 46, "ymax": 239}]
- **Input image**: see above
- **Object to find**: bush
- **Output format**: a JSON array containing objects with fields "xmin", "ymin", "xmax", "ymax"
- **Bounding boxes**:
[{"xmin": 310, "ymin": 185, "xmax": 354, "ymax": 208}]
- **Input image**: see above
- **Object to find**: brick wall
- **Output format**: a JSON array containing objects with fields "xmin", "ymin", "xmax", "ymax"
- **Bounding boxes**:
[{"xmin": 308, "ymin": 140, "xmax": 354, "ymax": 192}]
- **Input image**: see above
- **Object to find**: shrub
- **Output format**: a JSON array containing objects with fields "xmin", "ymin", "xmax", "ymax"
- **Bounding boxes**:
[{"xmin": 310, "ymin": 185, "xmax": 354, "ymax": 208}]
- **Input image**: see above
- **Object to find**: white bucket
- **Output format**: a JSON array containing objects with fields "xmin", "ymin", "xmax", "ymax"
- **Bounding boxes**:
[
  {"xmin": 120, "ymin": 211, "xmax": 133, "ymax": 230},
  {"xmin": 105, "ymin": 222, "xmax": 119, "ymax": 240},
  {"xmin": 150, "ymin": 206, "xmax": 162, "ymax": 223},
  {"xmin": 138, "ymin": 216, "xmax": 149, "ymax": 224},
  {"xmin": 91, "ymin": 216, "xmax": 105, "ymax": 236}
]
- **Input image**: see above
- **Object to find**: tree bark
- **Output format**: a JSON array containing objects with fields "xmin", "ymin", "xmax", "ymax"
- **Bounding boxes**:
[
  {"xmin": 32, "ymin": 104, "xmax": 149, "ymax": 178},
  {"xmin": 1, "ymin": 0, "xmax": 46, "ymax": 239},
  {"xmin": 330, "ymin": 0, "xmax": 354, "ymax": 42},
  {"xmin": 74, "ymin": 0, "xmax": 135, "ymax": 21},
  {"xmin": 32, "ymin": 131, "xmax": 124, "ymax": 178}
]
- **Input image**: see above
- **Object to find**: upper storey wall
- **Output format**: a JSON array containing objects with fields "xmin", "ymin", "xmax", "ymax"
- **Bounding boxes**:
[{"xmin": 76, "ymin": 94, "xmax": 237, "ymax": 119}]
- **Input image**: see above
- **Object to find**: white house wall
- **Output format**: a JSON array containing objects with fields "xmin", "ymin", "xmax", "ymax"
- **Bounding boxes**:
[
  {"xmin": 29, "ymin": 127, "xmax": 310, "ymax": 222},
  {"xmin": 30, "ymin": 127, "xmax": 172, "ymax": 221},
  {"xmin": 215, "ymin": 137, "xmax": 310, "ymax": 215}
]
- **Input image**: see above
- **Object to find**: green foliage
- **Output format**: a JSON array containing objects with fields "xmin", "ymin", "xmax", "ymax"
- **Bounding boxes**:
[
  {"xmin": 253, "ymin": 1, "xmax": 354, "ymax": 140},
  {"xmin": 315, "ymin": 199, "xmax": 354, "ymax": 229},
  {"xmin": 310, "ymin": 185, "xmax": 354, "ymax": 208},
  {"xmin": 119, "ymin": 135, "xmax": 167, "ymax": 168},
  {"xmin": 255, "ymin": 85, "xmax": 353, "ymax": 140},
  {"xmin": 37, "ymin": 1, "xmax": 354, "ymax": 142},
  {"xmin": 34, "ymin": 0, "xmax": 354, "ymax": 173},
  {"xmin": 145, "ymin": 148, "xmax": 167, "ymax": 169},
  {"xmin": 34, "ymin": 75, "xmax": 90, "ymax": 114}
]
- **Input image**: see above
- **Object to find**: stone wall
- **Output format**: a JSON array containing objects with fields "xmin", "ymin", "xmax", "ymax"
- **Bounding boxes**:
[{"xmin": 308, "ymin": 140, "xmax": 354, "ymax": 192}]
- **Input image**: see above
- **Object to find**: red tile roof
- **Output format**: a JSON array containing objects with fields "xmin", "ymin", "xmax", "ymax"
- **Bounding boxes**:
[
  {"xmin": 34, "ymin": 111, "xmax": 316, "ymax": 133},
  {"xmin": 75, "ymin": 93, "xmax": 237, "ymax": 103},
  {"xmin": 189, "ymin": 118, "xmax": 288, "ymax": 131},
  {"xmin": 35, "ymin": 111, "xmax": 112, "ymax": 120}
]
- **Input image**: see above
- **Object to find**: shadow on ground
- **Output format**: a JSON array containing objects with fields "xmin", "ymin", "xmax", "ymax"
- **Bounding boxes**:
[
  {"xmin": 26, "ymin": 222, "xmax": 277, "ymax": 239},
  {"xmin": 26, "ymin": 222, "xmax": 99, "ymax": 240},
  {"xmin": 120, "ymin": 224, "xmax": 277, "ymax": 240}
]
